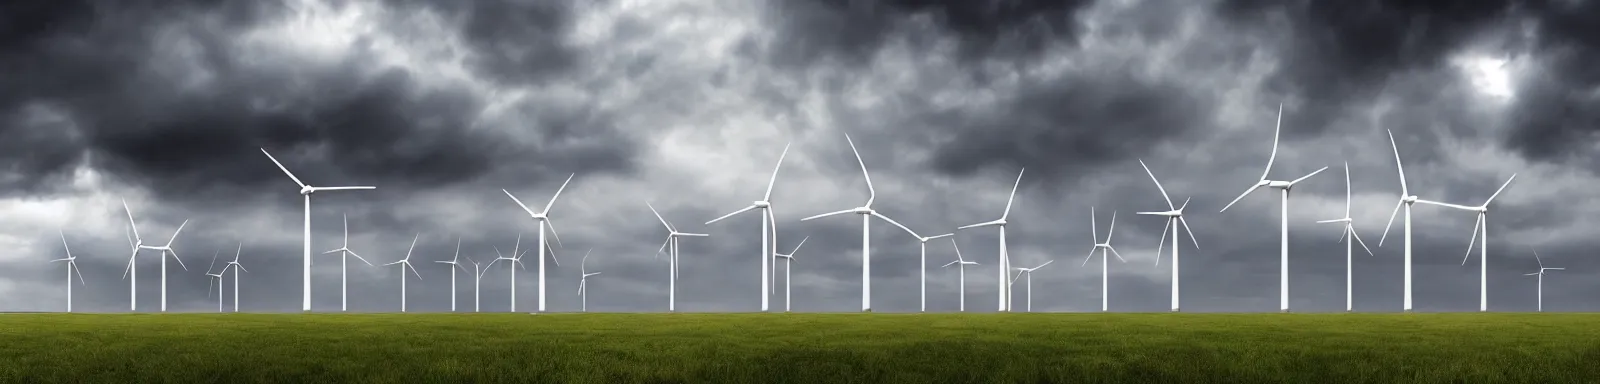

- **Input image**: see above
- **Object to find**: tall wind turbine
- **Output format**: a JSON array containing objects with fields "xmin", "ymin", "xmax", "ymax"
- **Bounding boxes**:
[
  {"xmin": 1314, "ymin": 162, "xmax": 1375, "ymax": 312},
  {"xmin": 955, "ymin": 169, "xmax": 1025, "ymax": 312},
  {"xmin": 801, "ymin": 134, "xmax": 916, "ymax": 312},
  {"xmin": 121, "ymin": 199, "xmax": 189, "ymax": 312},
  {"xmin": 1219, "ymin": 104, "xmax": 1328, "ymax": 313},
  {"xmin": 879, "ymin": 221, "xmax": 954, "ymax": 312},
  {"xmin": 465, "ymin": 256, "xmax": 494, "ymax": 312},
  {"xmin": 223, "ymin": 242, "xmax": 248, "ymax": 312},
  {"xmin": 1525, "ymin": 249, "xmax": 1563, "ymax": 312},
  {"xmin": 1082, "ymin": 207, "xmax": 1127, "ymax": 312},
  {"xmin": 381, "ymin": 234, "xmax": 423, "ymax": 312},
  {"xmin": 503, "ymin": 174, "xmax": 575, "ymax": 313},
  {"xmin": 773, "ymin": 236, "xmax": 808, "ymax": 312},
  {"xmin": 705, "ymin": 143, "xmax": 789, "ymax": 312},
  {"xmin": 51, "ymin": 230, "xmax": 86, "ymax": 312},
  {"xmin": 260, "ymin": 148, "xmax": 376, "ymax": 312},
  {"xmin": 434, "ymin": 237, "xmax": 463, "ymax": 312},
  {"xmin": 940, "ymin": 238, "xmax": 979, "ymax": 312},
  {"xmin": 1136, "ymin": 159, "xmax": 1200, "ymax": 312},
  {"xmin": 205, "ymin": 251, "xmax": 226, "ymax": 312},
  {"xmin": 1378, "ymin": 129, "xmax": 1430, "ymax": 312},
  {"xmin": 322, "ymin": 214, "xmax": 373, "ymax": 312},
  {"xmin": 578, "ymin": 249, "xmax": 600, "ymax": 312},
  {"xmin": 648, "ymin": 201, "xmax": 708, "ymax": 312},
  {"xmin": 1012, "ymin": 260, "xmax": 1054, "ymax": 312},
  {"xmin": 1415, "ymin": 174, "xmax": 1517, "ymax": 312}
]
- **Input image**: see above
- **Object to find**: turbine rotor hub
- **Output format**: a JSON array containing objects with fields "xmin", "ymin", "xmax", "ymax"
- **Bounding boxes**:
[
  {"xmin": 851, "ymin": 207, "xmax": 873, "ymax": 214},
  {"xmin": 753, "ymin": 201, "xmax": 770, "ymax": 208},
  {"xmin": 299, "ymin": 186, "xmax": 314, "ymax": 195}
]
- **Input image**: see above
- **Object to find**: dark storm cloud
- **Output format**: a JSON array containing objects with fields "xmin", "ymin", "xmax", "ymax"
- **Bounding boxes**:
[
  {"xmin": 390, "ymin": 0, "xmax": 584, "ymax": 85},
  {"xmin": 0, "ymin": 0, "xmax": 639, "ymax": 204},
  {"xmin": 1502, "ymin": 0, "xmax": 1600, "ymax": 163},
  {"xmin": 768, "ymin": 0, "xmax": 1098, "ymax": 66}
]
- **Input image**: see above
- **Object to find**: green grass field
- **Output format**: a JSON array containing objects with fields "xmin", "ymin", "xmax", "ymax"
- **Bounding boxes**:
[{"xmin": 1, "ymin": 313, "xmax": 1597, "ymax": 383}]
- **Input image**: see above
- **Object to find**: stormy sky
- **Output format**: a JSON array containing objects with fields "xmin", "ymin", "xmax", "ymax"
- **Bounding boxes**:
[{"xmin": 2, "ymin": 0, "xmax": 1597, "ymax": 314}]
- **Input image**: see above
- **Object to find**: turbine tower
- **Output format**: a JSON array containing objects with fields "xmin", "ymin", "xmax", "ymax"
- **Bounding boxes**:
[
  {"xmin": 880, "ymin": 221, "xmax": 954, "ymax": 312},
  {"xmin": 121, "ymin": 199, "xmax": 189, "ymax": 312},
  {"xmin": 205, "ymin": 251, "xmax": 225, "ymax": 312},
  {"xmin": 503, "ymin": 173, "xmax": 575, "ymax": 313},
  {"xmin": 492, "ymin": 236, "xmax": 543, "ymax": 313},
  {"xmin": 1314, "ymin": 162, "xmax": 1375, "ymax": 312},
  {"xmin": 381, "ymin": 234, "xmax": 423, "ymax": 312},
  {"xmin": 705, "ymin": 143, "xmax": 789, "ymax": 312},
  {"xmin": 322, "ymin": 214, "xmax": 373, "ymax": 312},
  {"xmin": 774, "ymin": 236, "xmax": 808, "ymax": 312},
  {"xmin": 260, "ymin": 148, "xmax": 376, "ymax": 312},
  {"xmin": 464, "ymin": 256, "xmax": 494, "ymax": 312},
  {"xmin": 223, "ymin": 242, "xmax": 248, "ymax": 312},
  {"xmin": 1378, "ymin": 129, "xmax": 1429, "ymax": 312},
  {"xmin": 1415, "ymin": 174, "xmax": 1516, "ymax": 312},
  {"xmin": 434, "ymin": 237, "xmax": 463, "ymax": 312},
  {"xmin": 648, "ymin": 202, "xmax": 708, "ymax": 312},
  {"xmin": 955, "ymin": 168, "xmax": 1025, "ymax": 312},
  {"xmin": 801, "ymin": 134, "xmax": 915, "ymax": 312},
  {"xmin": 50, "ymin": 230, "xmax": 87, "ymax": 312},
  {"xmin": 1082, "ymin": 207, "xmax": 1127, "ymax": 312},
  {"xmin": 1136, "ymin": 159, "xmax": 1200, "ymax": 312},
  {"xmin": 1012, "ymin": 260, "xmax": 1054, "ymax": 312},
  {"xmin": 940, "ymin": 238, "xmax": 979, "ymax": 312},
  {"xmin": 1524, "ymin": 249, "xmax": 1563, "ymax": 312},
  {"xmin": 1219, "ymin": 104, "xmax": 1328, "ymax": 313},
  {"xmin": 578, "ymin": 250, "xmax": 600, "ymax": 312}
]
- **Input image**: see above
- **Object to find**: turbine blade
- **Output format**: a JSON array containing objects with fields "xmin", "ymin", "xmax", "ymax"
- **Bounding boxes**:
[
  {"xmin": 503, "ymin": 189, "xmax": 537, "ymax": 216},
  {"xmin": 1289, "ymin": 166, "xmax": 1328, "ymax": 185},
  {"xmin": 71, "ymin": 262, "xmax": 86, "ymax": 285},
  {"xmin": 1379, "ymin": 199, "xmax": 1403, "ymax": 247},
  {"xmin": 1107, "ymin": 210, "xmax": 1117, "ymax": 240},
  {"xmin": 764, "ymin": 143, "xmax": 790, "ymax": 201},
  {"xmin": 844, "ymin": 134, "xmax": 874, "ymax": 205},
  {"xmin": 801, "ymin": 208, "xmax": 855, "ymax": 222},
  {"xmin": 957, "ymin": 220, "xmax": 1001, "ymax": 230},
  {"xmin": 871, "ymin": 211, "xmax": 919, "ymax": 240},
  {"xmin": 942, "ymin": 260, "xmax": 960, "ymax": 268},
  {"xmin": 260, "ymin": 148, "xmax": 307, "ymax": 188},
  {"xmin": 1154, "ymin": 219, "xmax": 1170, "ymax": 267},
  {"xmin": 1001, "ymin": 168, "xmax": 1024, "ymax": 219},
  {"xmin": 207, "ymin": 251, "xmax": 219, "ymax": 275},
  {"xmin": 706, "ymin": 205, "xmax": 758, "ymax": 225},
  {"xmin": 121, "ymin": 251, "xmax": 136, "ymax": 280},
  {"xmin": 1090, "ymin": 206, "xmax": 1098, "ymax": 241},
  {"xmin": 59, "ymin": 230, "xmax": 72, "ymax": 259},
  {"xmin": 1533, "ymin": 248, "xmax": 1544, "ymax": 268},
  {"xmin": 207, "ymin": 278, "xmax": 215, "ymax": 299},
  {"xmin": 656, "ymin": 238, "xmax": 669, "ymax": 259},
  {"xmin": 1350, "ymin": 226, "xmax": 1375, "ymax": 256},
  {"xmin": 790, "ymin": 236, "xmax": 809, "ymax": 254},
  {"xmin": 1460, "ymin": 214, "xmax": 1482, "ymax": 266},
  {"xmin": 546, "ymin": 218, "xmax": 565, "ymax": 248},
  {"xmin": 1336, "ymin": 226, "xmax": 1348, "ymax": 243},
  {"xmin": 122, "ymin": 199, "xmax": 141, "ymax": 241},
  {"xmin": 1108, "ymin": 246, "xmax": 1127, "ymax": 263},
  {"xmin": 169, "ymin": 249, "xmax": 188, "ymax": 271},
  {"xmin": 1414, "ymin": 200, "xmax": 1477, "ymax": 211},
  {"xmin": 1219, "ymin": 184, "xmax": 1262, "ymax": 213},
  {"xmin": 236, "ymin": 264, "xmax": 249, "ymax": 273},
  {"xmin": 1484, "ymin": 173, "xmax": 1517, "ymax": 205},
  {"xmin": 950, "ymin": 238, "xmax": 964, "ymax": 262},
  {"xmin": 405, "ymin": 234, "xmax": 419, "ymax": 261},
  {"xmin": 646, "ymin": 202, "xmax": 675, "ymax": 231},
  {"xmin": 1343, "ymin": 162, "xmax": 1352, "ymax": 217},
  {"xmin": 408, "ymin": 262, "xmax": 423, "ymax": 280},
  {"xmin": 349, "ymin": 251, "xmax": 372, "ymax": 265},
  {"xmin": 164, "ymin": 219, "xmax": 189, "ymax": 247},
  {"xmin": 542, "ymin": 173, "xmax": 576, "ymax": 215},
  {"xmin": 1179, "ymin": 217, "xmax": 1200, "ymax": 249},
  {"xmin": 1388, "ymin": 129, "xmax": 1409, "ymax": 196},
  {"xmin": 1261, "ymin": 103, "xmax": 1282, "ymax": 181},
  {"xmin": 1081, "ymin": 246, "xmax": 1096, "ymax": 267},
  {"xmin": 382, "ymin": 260, "xmax": 402, "ymax": 266},
  {"xmin": 316, "ymin": 186, "xmax": 375, "ymax": 190},
  {"xmin": 1138, "ymin": 159, "xmax": 1175, "ymax": 209},
  {"xmin": 234, "ymin": 242, "xmax": 243, "ymax": 262}
]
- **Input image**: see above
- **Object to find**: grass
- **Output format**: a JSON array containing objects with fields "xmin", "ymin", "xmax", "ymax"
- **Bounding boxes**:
[{"xmin": 1, "ymin": 313, "xmax": 1597, "ymax": 383}]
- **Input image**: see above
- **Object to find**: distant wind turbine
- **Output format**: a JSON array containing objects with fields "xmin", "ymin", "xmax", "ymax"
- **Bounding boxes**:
[
  {"xmin": 322, "ymin": 214, "xmax": 373, "ymax": 312},
  {"xmin": 1012, "ymin": 260, "xmax": 1054, "ymax": 312},
  {"xmin": 121, "ymin": 199, "xmax": 189, "ymax": 312},
  {"xmin": 648, "ymin": 201, "xmax": 708, "ymax": 312},
  {"xmin": 801, "ymin": 134, "xmax": 915, "ymax": 313},
  {"xmin": 1082, "ymin": 207, "xmax": 1127, "ymax": 312},
  {"xmin": 940, "ymin": 239, "xmax": 979, "ymax": 312},
  {"xmin": 382, "ymin": 234, "xmax": 423, "ymax": 312},
  {"xmin": 464, "ymin": 256, "xmax": 495, "ymax": 312},
  {"xmin": 578, "ymin": 250, "xmax": 600, "ymax": 312},
  {"xmin": 1414, "ymin": 174, "xmax": 1517, "ymax": 312},
  {"xmin": 1314, "ymin": 162, "xmax": 1375, "ymax": 312},
  {"xmin": 1219, "ymin": 103, "xmax": 1328, "ymax": 313},
  {"xmin": 773, "ymin": 236, "xmax": 808, "ymax": 312},
  {"xmin": 1524, "ymin": 249, "xmax": 1563, "ymax": 312},
  {"xmin": 260, "ymin": 148, "xmax": 376, "ymax": 312},
  {"xmin": 955, "ymin": 169, "xmax": 1025, "ymax": 312},
  {"xmin": 435, "ymin": 238, "xmax": 463, "ymax": 312},
  {"xmin": 1136, "ymin": 159, "xmax": 1200, "ymax": 312},
  {"xmin": 223, "ymin": 243, "xmax": 248, "ymax": 312},
  {"xmin": 503, "ymin": 173, "xmax": 575, "ymax": 313},
  {"xmin": 204, "ymin": 251, "xmax": 226, "ymax": 312},
  {"xmin": 50, "ymin": 230, "xmax": 87, "ymax": 312}
]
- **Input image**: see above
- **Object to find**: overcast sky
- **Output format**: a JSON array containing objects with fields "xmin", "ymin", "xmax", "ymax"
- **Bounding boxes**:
[{"xmin": 2, "ymin": 0, "xmax": 1596, "ymax": 314}]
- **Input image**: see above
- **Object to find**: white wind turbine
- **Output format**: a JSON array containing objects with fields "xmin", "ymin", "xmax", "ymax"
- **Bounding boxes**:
[
  {"xmin": 222, "ymin": 242, "xmax": 248, "ymax": 312},
  {"xmin": 434, "ymin": 238, "xmax": 463, "ymax": 312},
  {"xmin": 773, "ymin": 236, "xmax": 808, "ymax": 312},
  {"xmin": 120, "ymin": 199, "xmax": 189, "ymax": 312},
  {"xmin": 322, "ymin": 214, "xmax": 373, "ymax": 312},
  {"xmin": 205, "ymin": 251, "xmax": 226, "ymax": 312},
  {"xmin": 1136, "ymin": 159, "xmax": 1200, "ymax": 312},
  {"xmin": 381, "ymin": 234, "xmax": 423, "ymax": 312},
  {"xmin": 1011, "ymin": 260, "xmax": 1054, "ymax": 312},
  {"xmin": 882, "ymin": 224, "xmax": 954, "ymax": 312},
  {"xmin": 1082, "ymin": 207, "xmax": 1127, "ymax": 312},
  {"xmin": 1218, "ymin": 104, "xmax": 1328, "ymax": 313},
  {"xmin": 260, "ymin": 148, "xmax": 376, "ymax": 312},
  {"xmin": 648, "ymin": 201, "xmax": 708, "ymax": 312},
  {"xmin": 1524, "ymin": 249, "xmax": 1563, "ymax": 312},
  {"xmin": 1414, "ymin": 173, "xmax": 1516, "ymax": 312},
  {"xmin": 705, "ymin": 143, "xmax": 789, "ymax": 312},
  {"xmin": 492, "ymin": 237, "xmax": 540, "ymax": 312},
  {"xmin": 464, "ymin": 256, "xmax": 495, "ymax": 312},
  {"xmin": 503, "ymin": 173, "xmax": 575, "ymax": 313},
  {"xmin": 955, "ymin": 169, "xmax": 1025, "ymax": 312},
  {"xmin": 578, "ymin": 249, "xmax": 600, "ymax": 312},
  {"xmin": 1314, "ymin": 162, "xmax": 1375, "ymax": 312},
  {"xmin": 801, "ymin": 134, "xmax": 916, "ymax": 312},
  {"xmin": 940, "ymin": 238, "xmax": 979, "ymax": 312},
  {"xmin": 50, "ymin": 230, "xmax": 87, "ymax": 312},
  {"xmin": 1377, "ymin": 129, "xmax": 1427, "ymax": 312}
]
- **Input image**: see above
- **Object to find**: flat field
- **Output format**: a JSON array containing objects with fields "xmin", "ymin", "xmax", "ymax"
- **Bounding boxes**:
[{"xmin": 1, "ymin": 313, "xmax": 1596, "ymax": 383}]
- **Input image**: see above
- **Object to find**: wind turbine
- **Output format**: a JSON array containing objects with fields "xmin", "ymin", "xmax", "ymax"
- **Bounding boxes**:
[
  {"xmin": 1082, "ymin": 207, "xmax": 1127, "ymax": 312},
  {"xmin": 1136, "ymin": 159, "xmax": 1200, "ymax": 312},
  {"xmin": 1314, "ymin": 162, "xmax": 1375, "ymax": 312},
  {"xmin": 773, "ymin": 236, "xmax": 808, "ymax": 312},
  {"xmin": 881, "ymin": 224, "xmax": 954, "ymax": 312},
  {"xmin": 322, "ymin": 214, "xmax": 373, "ymax": 312},
  {"xmin": 954, "ymin": 169, "xmax": 1025, "ymax": 312},
  {"xmin": 222, "ymin": 242, "xmax": 248, "ymax": 312},
  {"xmin": 1011, "ymin": 260, "xmax": 1054, "ymax": 312},
  {"xmin": 205, "ymin": 251, "xmax": 225, "ymax": 312},
  {"xmin": 1218, "ymin": 104, "xmax": 1329, "ymax": 313},
  {"xmin": 50, "ymin": 230, "xmax": 86, "ymax": 312},
  {"xmin": 465, "ymin": 256, "xmax": 495, "ymax": 312},
  {"xmin": 801, "ymin": 134, "xmax": 917, "ymax": 312},
  {"xmin": 1524, "ymin": 249, "xmax": 1563, "ymax": 312},
  {"xmin": 120, "ymin": 199, "xmax": 189, "ymax": 312},
  {"xmin": 1414, "ymin": 174, "xmax": 1517, "ymax": 312},
  {"xmin": 705, "ymin": 143, "xmax": 789, "ymax": 312},
  {"xmin": 940, "ymin": 238, "xmax": 979, "ymax": 312},
  {"xmin": 260, "ymin": 148, "xmax": 376, "ymax": 312},
  {"xmin": 648, "ymin": 202, "xmax": 708, "ymax": 312},
  {"xmin": 494, "ymin": 236, "xmax": 547, "ymax": 312},
  {"xmin": 381, "ymin": 234, "xmax": 423, "ymax": 312},
  {"xmin": 434, "ymin": 237, "xmax": 463, "ymax": 312},
  {"xmin": 503, "ymin": 173, "xmax": 575, "ymax": 313},
  {"xmin": 578, "ymin": 249, "xmax": 601, "ymax": 312},
  {"xmin": 1378, "ymin": 129, "xmax": 1430, "ymax": 312}
]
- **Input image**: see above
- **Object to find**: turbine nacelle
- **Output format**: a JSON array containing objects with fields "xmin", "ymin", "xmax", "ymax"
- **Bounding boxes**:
[
  {"xmin": 753, "ymin": 201, "xmax": 771, "ymax": 208},
  {"xmin": 299, "ymin": 185, "xmax": 314, "ymax": 195},
  {"xmin": 1266, "ymin": 180, "xmax": 1292, "ymax": 188},
  {"xmin": 851, "ymin": 206, "xmax": 874, "ymax": 215}
]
